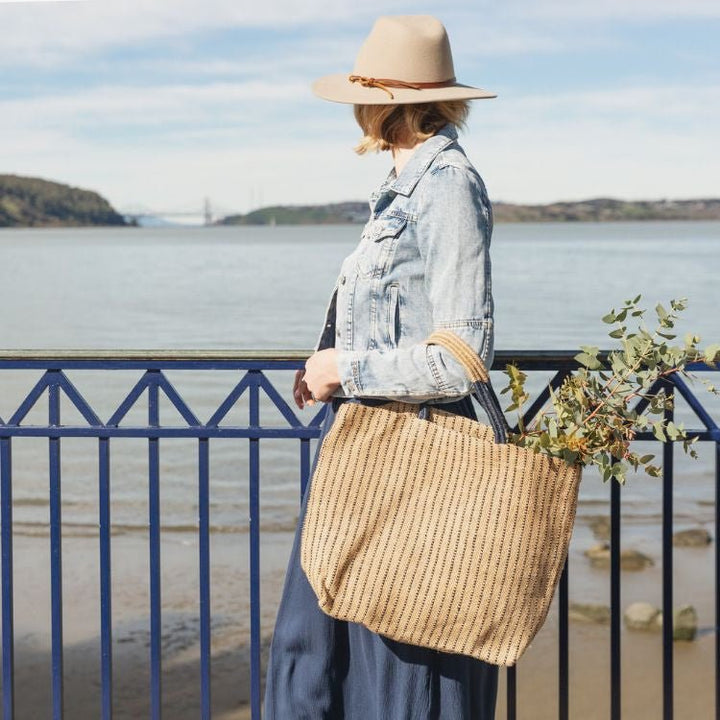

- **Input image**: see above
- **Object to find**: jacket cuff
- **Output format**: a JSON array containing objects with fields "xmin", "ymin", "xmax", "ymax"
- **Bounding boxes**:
[{"xmin": 334, "ymin": 349, "xmax": 362, "ymax": 395}]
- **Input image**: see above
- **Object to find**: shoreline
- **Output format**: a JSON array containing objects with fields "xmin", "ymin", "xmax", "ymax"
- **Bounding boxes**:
[{"xmin": 3, "ymin": 218, "xmax": 720, "ymax": 232}]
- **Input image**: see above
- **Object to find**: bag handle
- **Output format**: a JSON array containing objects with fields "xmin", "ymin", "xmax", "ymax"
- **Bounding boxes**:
[{"xmin": 423, "ymin": 330, "xmax": 511, "ymax": 444}]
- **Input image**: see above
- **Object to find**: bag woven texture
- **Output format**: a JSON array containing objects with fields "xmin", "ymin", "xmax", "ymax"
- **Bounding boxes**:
[{"xmin": 301, "ymin": 330, "xmax": 582, "ymax": 667}]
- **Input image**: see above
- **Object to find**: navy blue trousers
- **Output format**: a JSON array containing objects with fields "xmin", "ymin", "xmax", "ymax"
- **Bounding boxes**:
[{"xmin": 264, "ymin": 395, "xmax": 499, "ymax": 719}]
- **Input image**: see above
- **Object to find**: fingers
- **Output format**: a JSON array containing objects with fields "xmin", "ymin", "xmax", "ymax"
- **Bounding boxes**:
[
  {"xmin": 293, "ymin": 369, "xmax": 306, "ymax": 409},
  {"xmin": 293, "ymin": 369, "xmax": 316, "ymax": 409}
]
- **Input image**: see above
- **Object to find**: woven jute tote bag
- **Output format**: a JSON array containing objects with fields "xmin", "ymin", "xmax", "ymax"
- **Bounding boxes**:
[{"xmin": 301, "ymin": 329, "xmax": 582, "ymax": 666}]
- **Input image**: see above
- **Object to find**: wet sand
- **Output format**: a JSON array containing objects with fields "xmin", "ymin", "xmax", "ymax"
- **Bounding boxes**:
[
  {"xmin": 5, "ymin": 511, "xmax": 717, "ymax": 719},
  {"xmin": 8, "ymin": 530, "xmax": 289, "ymax": 718}
]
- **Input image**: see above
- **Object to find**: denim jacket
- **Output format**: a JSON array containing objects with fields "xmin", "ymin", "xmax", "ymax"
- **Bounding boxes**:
[{"xmin": 312, "ymin": 123, "xmax": 495, "ymax": 404}]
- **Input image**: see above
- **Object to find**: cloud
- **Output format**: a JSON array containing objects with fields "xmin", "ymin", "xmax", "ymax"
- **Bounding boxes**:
[
  {"xmin": 3, "ymin": 0, "xmax": 715, "ymax": 71},
  {"xmin": 485, "ymin": 84, "xmax": 720, "ymax": 124},
  {"xmin": 1, "ymin": 80, "xmax": 310, "ymax": 128},
  {"xmin": 513, "ymin": 0, "xmax": 720, "ymax": 20},
  {"xmin": 0, "ymin": 0, "xmax": 407, "ymax": 67},
  {"xmin": 465, "ymin": 84, "xmax": 719, "ymax": 202}
]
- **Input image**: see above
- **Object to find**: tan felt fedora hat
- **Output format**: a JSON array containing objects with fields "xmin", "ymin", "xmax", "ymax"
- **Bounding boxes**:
[{"xmin": 312, "ymin": 15, "xmax": 496, "ymax": 105}]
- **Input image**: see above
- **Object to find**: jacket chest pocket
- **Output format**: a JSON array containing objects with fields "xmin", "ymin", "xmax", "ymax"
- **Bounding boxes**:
[{"xmin": 356, "ymin": 215, "xmax": 407, "ymax": 279}]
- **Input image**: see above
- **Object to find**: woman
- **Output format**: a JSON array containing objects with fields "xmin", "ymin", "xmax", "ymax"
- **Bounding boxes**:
[{"xmin": 265, "ymin": 15, "xmax": 499, "ymax": 719}]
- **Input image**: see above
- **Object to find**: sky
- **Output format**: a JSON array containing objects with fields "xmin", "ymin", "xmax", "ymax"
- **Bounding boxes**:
[{"xmin": 1, "ymin": 0, "xmax": 718, "ymax": 218}]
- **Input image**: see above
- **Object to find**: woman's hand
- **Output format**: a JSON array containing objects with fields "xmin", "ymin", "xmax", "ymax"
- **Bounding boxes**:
[
  {"xmin": 292, "ymin": 369, "xmax": 313, "ymax": 410},
  {"xmin": 297, "ymin": 348, "xmax": 342, "ymax": 407}
]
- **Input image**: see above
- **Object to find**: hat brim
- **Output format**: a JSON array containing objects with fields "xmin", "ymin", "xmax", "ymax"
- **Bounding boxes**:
[{"xmin": 312, "ymin": 73, "xmax": 497, "ymax": 105}]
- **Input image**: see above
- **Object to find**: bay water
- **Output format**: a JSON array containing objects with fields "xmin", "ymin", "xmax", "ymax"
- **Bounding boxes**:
[{"xmin": 0, "ymin": 221, "xmax": 718, "ymax": 536}]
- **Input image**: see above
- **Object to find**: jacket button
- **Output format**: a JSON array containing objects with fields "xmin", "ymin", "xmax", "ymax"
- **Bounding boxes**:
[{"xmin": 340, "ymin": 275, "xmax": 346, "ymax": 284}]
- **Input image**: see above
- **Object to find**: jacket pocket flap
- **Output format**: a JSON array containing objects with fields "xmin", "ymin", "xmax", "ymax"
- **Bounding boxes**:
[{"xmin": 366, "ymin": 215, "xmax": 408, "ymax": 242}]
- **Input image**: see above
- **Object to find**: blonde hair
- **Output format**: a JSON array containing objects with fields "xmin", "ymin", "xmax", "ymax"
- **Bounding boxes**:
[{"xmin": 353, "ymin": 101, "xmax": 470, "ymax": 154}]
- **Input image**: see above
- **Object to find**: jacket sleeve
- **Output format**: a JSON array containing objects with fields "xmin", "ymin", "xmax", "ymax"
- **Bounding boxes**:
[{"xmin": 333, "ymin": 164, "xmax": 495, "ymax": 401}]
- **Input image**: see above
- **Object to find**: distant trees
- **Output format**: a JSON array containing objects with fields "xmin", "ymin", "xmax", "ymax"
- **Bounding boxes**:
[{"xmin": 0, "ymin": 174, "xmax": 128, "ymax": 227}]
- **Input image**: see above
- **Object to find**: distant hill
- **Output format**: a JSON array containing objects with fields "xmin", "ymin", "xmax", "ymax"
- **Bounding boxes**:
[
  {"xmin": 220, "ymin": 202, "xmax": 369, "ymax": 226},
  {"xmin": 219, "ymin": 198, "xmax": 720, "ymax": 225},
  {"xmin": 0, "ymin": 174, "xmax": 128, "ymax": 228},
  {"xmin": 493, "ymin": 198, "xmax": 720, "ymax": 222}
]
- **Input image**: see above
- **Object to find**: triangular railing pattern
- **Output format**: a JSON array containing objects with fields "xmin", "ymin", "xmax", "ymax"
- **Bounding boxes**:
[
  {"xmin": 0, "ymin": 368, "xmax": 328, "ymax": 431},
  {"xmin": 0, "ymin": 365, "xmax": 716, "ymax": 438},
  {"xmin": 6, "ymin": 370, "xmax": 102, "ymax": 427}
]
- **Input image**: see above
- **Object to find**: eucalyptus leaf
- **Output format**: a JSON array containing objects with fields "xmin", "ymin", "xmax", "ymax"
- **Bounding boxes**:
[
  {"xmin": 574, "ymin": 352, "xmax": 603, "ymax": 370},
  {"xmin": 704, "ymin": 344, "xmax": 720, "ymax": 365}
]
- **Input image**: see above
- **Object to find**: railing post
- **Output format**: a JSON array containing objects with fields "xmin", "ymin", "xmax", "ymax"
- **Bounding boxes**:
[
  {"xmin": 249, "ymin": 371, "xmax": 262, "ymax": 719},
  {"xmin": 662, "ymin": 383, "xmax": 675, "ymax": 720},
  {"xmin": 716, "ymin": 439, "xmax": 720, "ymax": 720},
  {"xmin": 610, "ymin": 472, "xmax": 621, "ymax": 720},
  {"xmin": 48, "ymin": 373, "xmax": 64, "ymax": 720},
  {"xmin": 148, "ymin": 372, "xmax": 162, "ymax": 719},
  {"xmin": 1, "ymin": 437, "xmax": 14, "ymax": 720},
  {"xmin": 99, "ymin": 438, "xmax": 113, "ymax": 720},
  {"xmin": 558, "ymin": 558, "xmax": 569, "ymax": 720},
  {"xmin": 506, "ymin": 664, "xmax": 516, "ymax": 720},
  {"xmin": 199, "ymin": 437, "xmax": 211, "ymax": 719}
]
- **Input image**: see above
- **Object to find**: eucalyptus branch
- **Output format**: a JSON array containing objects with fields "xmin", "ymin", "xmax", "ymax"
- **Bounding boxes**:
[{"xmin": 500, "ymin": 296, "xmax": 720, "ymax": 485}]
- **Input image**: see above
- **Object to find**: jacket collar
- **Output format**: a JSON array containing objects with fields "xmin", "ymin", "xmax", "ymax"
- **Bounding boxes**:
[{"xmin": 386, "ymin": 122, "xmax": 458, "ymax": 197}]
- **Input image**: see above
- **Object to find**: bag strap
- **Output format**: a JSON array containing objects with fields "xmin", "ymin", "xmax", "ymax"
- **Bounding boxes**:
[{"xmin": 424, "ymin": 330, "xmax": 511, "ymax": 444}]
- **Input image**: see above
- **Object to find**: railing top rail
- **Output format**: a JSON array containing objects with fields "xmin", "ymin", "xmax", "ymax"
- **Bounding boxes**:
[
  {"xmin": 0, "ymin": 349, "xmax": 313, "ymax": 362},
  {"xmin": 0, "ymin": 349, "xmax": 715, "ymax": 372}
]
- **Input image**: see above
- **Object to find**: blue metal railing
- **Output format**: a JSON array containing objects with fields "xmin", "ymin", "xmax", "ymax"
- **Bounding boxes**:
[{"xmin": 0, "ymin": 350, "xmax": 717, "ymax": 719}]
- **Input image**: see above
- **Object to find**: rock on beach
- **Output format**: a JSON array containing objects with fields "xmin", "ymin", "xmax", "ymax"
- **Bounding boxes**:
[
  {"xmin": 623, "ymin": 602, "xmax": 698, "ymax": 640},
  {"xmin": 586, "ymin": 515, "xmax": 611, "ymax": 542},
  {"xmin": 672, "ymin": 528, "xmax": 712, "ymax": 547},
  {"xmin": 671, "ymin": 605, "xmax": 699, "ymax": 641},
  {"xmin": 584, "ymin": 542, "xmax": 654, "ymax": 570},
  {"xmin": 624, "ymin": 602, "xmax": 661, "ymax": 630},
  {"xmin": 569, "ymin": 602, "xmax": 611, "ymax": 624}
]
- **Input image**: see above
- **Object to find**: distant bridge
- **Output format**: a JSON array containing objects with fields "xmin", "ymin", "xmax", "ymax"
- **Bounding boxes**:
[{"xmin": 119, "ymin": 198, "xmax": 243, "ymax": 226}]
